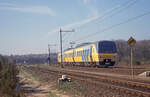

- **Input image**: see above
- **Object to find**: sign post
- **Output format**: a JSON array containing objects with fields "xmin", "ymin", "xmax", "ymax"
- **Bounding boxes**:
[{"xmin": 128, "ymin": 36, "xmax": 136, "ymax": 79}]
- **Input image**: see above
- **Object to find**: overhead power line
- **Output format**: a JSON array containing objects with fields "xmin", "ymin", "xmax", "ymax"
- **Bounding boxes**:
[
  {"xmin": 62, "ymin": 0, "xmax": 139, "ymax": 49},
  {"xmin": 76, "ymin": 0, "xmax": 139, "ymax": 30},
  {"xmin": 94, "ymin": 0, "xmax": 139, "ymax": 24},
  {"xmin": 73, "ymin": 0, "xmax": 139, "ymax": 42},
  {"xmin": 76, "ymin": 11, "xmax": 150, "ymax": 42}
]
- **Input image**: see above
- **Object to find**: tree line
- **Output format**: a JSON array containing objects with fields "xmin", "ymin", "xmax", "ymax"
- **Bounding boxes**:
[
  {"xmin": 116, "ymin": 40, "xmax": 150, "ymax": 65},
  {"xmin": 6, "ymin": 40, "xmax": 150, "ymax": 65}
]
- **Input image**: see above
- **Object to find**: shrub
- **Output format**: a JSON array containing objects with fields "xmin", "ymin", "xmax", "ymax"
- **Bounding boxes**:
[{"xmin": 0, "ymin": 55, "xmax": 19, "ymax": 97}]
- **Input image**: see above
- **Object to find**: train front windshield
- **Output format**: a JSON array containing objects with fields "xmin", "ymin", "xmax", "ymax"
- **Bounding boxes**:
[{"xmin": 98, "ymin": 41, "xmax": 117, "ymax": 53}]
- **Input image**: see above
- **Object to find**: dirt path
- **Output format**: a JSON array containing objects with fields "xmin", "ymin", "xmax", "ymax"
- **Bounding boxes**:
[{"xmin": 19, "ymin": 74, "xmax": 70, "ymax": 97}]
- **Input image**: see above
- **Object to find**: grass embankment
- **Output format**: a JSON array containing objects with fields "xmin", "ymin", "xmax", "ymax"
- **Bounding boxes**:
[
  {"xmin": 19, "ymin": 68, "xmax": 41, "ymax": 82},
  {"xmin": 48, "ymin": 91, "xmax": 59, "ymax": 97},
  {"xmin": 55, "ymin": 81, "xmax": 88, "ymax": 97}
]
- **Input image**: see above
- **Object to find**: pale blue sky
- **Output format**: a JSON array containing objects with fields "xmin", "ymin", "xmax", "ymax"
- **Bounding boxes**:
[{"xmin": 0, "ymin": 0, "xmax": 150, "ymax": 55}]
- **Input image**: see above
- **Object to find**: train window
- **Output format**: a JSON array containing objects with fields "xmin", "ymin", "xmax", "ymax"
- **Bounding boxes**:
[
  {"xmin": 80, "ymin": 51, "xmax": 81, "ymax": 56},
  {"xmin": 86, "ymin": 50, "xmax": 88, "ymax": 55}
]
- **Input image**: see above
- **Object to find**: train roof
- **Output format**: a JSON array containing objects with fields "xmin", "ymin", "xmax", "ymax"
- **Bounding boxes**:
[
  {"xmin": 75, "ymin": 42, "xmax": 92, "ymax": 48},
  {"xmin": 63, "ymin": 48, "xmax": 74, "ymax": 52},
  {"xmin": 62, "ymin": 40, "xmax": 115, "ymax": 52},
  {"xmin": 75, "ymin": 40, "xmax": 115, "ymax": 48}
]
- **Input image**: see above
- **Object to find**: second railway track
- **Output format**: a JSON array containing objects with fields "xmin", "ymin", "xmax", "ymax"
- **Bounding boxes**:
[{"xmin": 23, "ymin": 66, "xmax": 150, "ymax": 97}]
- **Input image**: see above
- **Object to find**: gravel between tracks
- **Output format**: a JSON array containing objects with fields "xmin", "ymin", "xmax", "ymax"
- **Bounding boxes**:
[{"xmin": 61, "ymin": 64, "xmax": 150, "ymax": 75}]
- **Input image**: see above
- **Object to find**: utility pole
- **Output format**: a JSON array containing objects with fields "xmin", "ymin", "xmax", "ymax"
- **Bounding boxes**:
[
  {"xmin": 48, "ymin": 44, "xmax": 56, "ymax": 65},
  {"xmin": 131, "ymin": 47, "xmax": 134, "ymax": 79},
  {"xmin": 60, "ymin": 28, "xmax": 75, "ymax": 68},
  {"xmin": 48, "ymin": 44, "xmax": 50, "ymax": 65}
]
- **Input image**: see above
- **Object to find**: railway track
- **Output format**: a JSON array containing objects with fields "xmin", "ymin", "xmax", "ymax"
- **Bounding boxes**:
[{"xmin": 23, "ymin": 66, "xmax": 150, "ymax": 97}]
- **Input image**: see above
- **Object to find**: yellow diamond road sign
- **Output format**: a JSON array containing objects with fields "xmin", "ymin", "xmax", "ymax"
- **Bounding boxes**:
[{"xmin": 128, "ymin": 37, "xmax": 136, "ymax": 46}]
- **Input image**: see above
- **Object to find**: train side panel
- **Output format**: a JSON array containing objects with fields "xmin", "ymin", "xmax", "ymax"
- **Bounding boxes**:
[
  {"xmin": 64, "ymin": 49, "xmax": 74, "ymax": 63},
  {"xmin": 74, "ymin": 47, "xmax": 83, "ymax": 63},
  {"xmin": 91, "ymin": 44, "xmax": 99, "ymax": 62},
  {"xmin": 57, "ymin": 53, "xmax": 61, "ymax": 63}
]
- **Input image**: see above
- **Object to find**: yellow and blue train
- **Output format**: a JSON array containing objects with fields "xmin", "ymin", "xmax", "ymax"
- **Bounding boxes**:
[{"xmin": 58, "ymin": 41, "xmax": 117, "ymax": 67}]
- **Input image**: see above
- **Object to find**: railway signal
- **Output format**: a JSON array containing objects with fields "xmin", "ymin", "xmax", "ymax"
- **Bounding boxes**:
[{"xmin": 128, "ymin": 36, "xmax": 136, "ymax": 79}]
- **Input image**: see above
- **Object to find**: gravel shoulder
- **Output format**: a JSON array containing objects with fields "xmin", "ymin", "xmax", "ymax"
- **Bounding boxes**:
[{"xmin": 19, "ymin": 69, "xmax": 70, "ymax": 97}]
